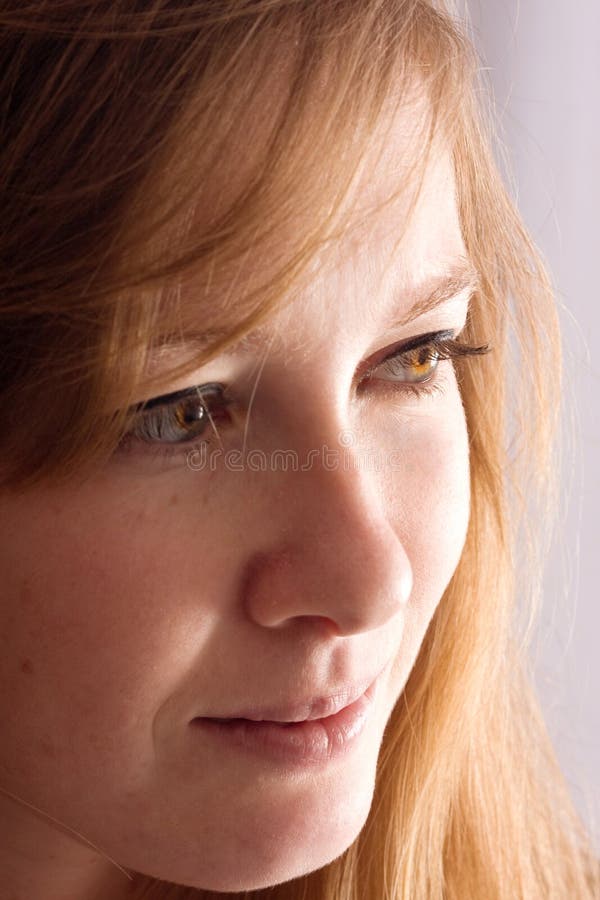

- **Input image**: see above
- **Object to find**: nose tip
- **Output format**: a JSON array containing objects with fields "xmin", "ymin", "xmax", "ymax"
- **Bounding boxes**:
[{"xmin": 241, "ymin": 466, "xmax": 413, "ymax": 636}]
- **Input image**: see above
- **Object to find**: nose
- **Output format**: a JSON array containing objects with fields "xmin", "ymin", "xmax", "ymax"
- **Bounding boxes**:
[{"xmin": 241, "ymin": 446, "xmax": 413, "ymax": 637}]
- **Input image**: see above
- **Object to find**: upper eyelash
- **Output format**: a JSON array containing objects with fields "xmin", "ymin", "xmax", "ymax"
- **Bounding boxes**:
[
  {"xmin": 129, "ymin": 382, "xmax": 230, "ymax": 414},
  {"xmin": 384, "ymin": 330, "xmax": 489, "ymax": 364}
]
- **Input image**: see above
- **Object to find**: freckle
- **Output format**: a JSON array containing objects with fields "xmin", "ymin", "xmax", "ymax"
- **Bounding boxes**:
[
  {"xmin": 20, "ymin": 578, "xmax": 32, "ymax": 604},
  {"xmin": 40, "ymin": 738, "xmax": 56, "ymax": 759},
  {"xmin": 169, "ymin": 493, "xmax": 179, "ymax": 507},
  {"xmin": 20, "ymin": 658, "xmax": 34, "ymax": 675}
]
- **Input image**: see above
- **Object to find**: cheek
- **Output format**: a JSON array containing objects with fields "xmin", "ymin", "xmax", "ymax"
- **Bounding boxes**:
[
  {"xmin": 379, "ymin": 387, "xmax": 470, "ymax": 676},
  {"xmin": 0, "ymin": 492, "xmax": 217, "ymax": 789},
  {"xmin": 402, "ymin": 416, "xmax": 469, "ymax": 596}
]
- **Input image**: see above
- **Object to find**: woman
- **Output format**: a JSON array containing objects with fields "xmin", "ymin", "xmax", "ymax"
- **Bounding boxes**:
[{"xmin": 0, "ymin": 1, "xmax": 597, "ymax": 898}]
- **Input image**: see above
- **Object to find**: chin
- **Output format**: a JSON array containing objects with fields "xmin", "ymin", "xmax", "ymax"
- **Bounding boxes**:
[
  {"xmin": 130, "ymin": 766, "xmax": 377, "ymax": 894},
  {"xmin": 195, "ymin": 794, "xmax": 374, "ymax": 893},
  {"xmin": 220, "ymin": 756, "xmax": 378, "ymax": 891}
]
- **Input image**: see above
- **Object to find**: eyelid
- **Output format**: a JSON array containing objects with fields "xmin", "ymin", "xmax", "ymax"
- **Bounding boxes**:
[
  {"xmin": 381, "ymin": 329, "xmax": 455, "ymax": 360},
  {"xmin": 129, "ymin": 382, "xmax": 227, "ymax": 414}
]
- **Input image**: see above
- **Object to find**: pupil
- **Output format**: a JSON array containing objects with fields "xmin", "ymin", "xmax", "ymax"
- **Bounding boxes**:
[{"xmin": 177, "ymin": 399, "xmax": 206, "ymax": 427}]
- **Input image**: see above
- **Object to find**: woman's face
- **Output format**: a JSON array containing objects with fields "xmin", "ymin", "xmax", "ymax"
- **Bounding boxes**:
[{"xmin": 0, "ymin": 101, "xmax": 473, "ymax": 897}]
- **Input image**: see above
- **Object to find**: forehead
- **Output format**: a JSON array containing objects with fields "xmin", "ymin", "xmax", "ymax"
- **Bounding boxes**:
[
  {"xmin": 150, "ymin": 82, "xmax": 467, "ymax": 369},
  {"xmin": 147, "ymin": 159, "xmax": 468, "ymax": 381},
  {"xmin": 270, "ymin": 151, "xmax": 465, "ymax": 342}
]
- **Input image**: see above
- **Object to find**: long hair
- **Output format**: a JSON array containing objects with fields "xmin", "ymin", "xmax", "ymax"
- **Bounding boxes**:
[{"xmin": 0, "ymin": 1, "xmax": 597, "ymax": 896}]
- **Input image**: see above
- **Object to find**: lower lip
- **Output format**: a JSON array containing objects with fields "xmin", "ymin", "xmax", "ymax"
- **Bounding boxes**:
[{"xmin": 191, "ymin": 686, "xmax": 376, "ymax": 766}]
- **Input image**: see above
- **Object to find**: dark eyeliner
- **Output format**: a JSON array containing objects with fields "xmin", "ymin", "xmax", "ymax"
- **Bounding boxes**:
[
  {"xmin": 129, "ymin": 381, "xmax": 227, "ymax": 413},
  {"xmin": 381, "ymin": 329, "xmax": 489, "ymax": 364},
  {"xmin": 383, "ymin": 329, "xmax": 455, "ymax": 359}
]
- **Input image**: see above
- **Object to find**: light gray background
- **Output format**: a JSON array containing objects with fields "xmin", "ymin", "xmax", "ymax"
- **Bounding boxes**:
[{"xmin": 467, "ymin": 0, "xmax": 599, "ymax": 849}]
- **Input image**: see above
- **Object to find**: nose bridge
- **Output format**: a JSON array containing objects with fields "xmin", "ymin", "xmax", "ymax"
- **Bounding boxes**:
[
  {"xmin": 241, "ymin": 438, "xmax": 413, "ymax": 636},
  {"xmin": 283, "ymin": 441, "xmax": 386, "ymax": 550}
]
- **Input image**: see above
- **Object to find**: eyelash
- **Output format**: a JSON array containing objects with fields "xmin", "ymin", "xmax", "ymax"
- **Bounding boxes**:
[{"xmin": 115, "ymin": 330, "xmax": 489, "ymax": 462}]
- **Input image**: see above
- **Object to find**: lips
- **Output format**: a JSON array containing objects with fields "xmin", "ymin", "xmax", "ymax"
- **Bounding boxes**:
[
  {"xmin": 190, "ymin": 669, "xmax": 384, "ymax": 765},
  {"xmin": 202, "ymin": 677, "xmax": 377, "ymax": 725}
]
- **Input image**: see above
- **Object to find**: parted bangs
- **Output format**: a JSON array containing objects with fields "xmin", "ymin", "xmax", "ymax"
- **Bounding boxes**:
[{"xmin": 0, "ymin": 1, "xmax": 473, "ymax": 488}]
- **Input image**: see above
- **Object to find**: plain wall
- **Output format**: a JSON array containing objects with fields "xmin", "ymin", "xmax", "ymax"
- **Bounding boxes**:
[{"xmin": 467, "ymin": 0, "xmax": 599, "ymax": 849}]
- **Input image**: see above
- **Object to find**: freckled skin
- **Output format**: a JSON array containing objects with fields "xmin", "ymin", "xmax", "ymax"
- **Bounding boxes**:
[{"xmin": 0, "ymin": 110, "xmax": 471, "ymax": 899}]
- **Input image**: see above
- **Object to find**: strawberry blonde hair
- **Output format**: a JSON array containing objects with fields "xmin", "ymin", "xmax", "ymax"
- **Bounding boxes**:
[{"xmin": 1, "ymin": 1, "xmax": 598, "ymax": 896}]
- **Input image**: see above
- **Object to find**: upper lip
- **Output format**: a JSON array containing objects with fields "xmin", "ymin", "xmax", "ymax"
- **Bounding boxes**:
[{"xmin": 197, "ymin": 668, "xmax": 383, "ymax": 724}]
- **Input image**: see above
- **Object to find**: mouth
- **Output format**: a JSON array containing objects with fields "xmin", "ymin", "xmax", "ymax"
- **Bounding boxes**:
[
  {"xmin": 205, "ymin": 681, "xmax": 373, "ymax": 724},
  {"xmin": 190, "ymin": 673, "xmax": 383, "ymax": 766}
]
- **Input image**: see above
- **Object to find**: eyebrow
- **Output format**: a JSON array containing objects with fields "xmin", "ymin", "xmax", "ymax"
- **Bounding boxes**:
[
  {"xmin": 151, "ymin": 261, "xmax": 480, "ymax": 362},
  {"xmin": 393, "ymin": 263, "xmax": 480, "ymax": 327}
]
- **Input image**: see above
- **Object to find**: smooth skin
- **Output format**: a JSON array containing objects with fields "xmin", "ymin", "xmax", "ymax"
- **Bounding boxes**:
[{"xmin": 0, "ymin": 97, "xmax": 473, "ymax": 899}]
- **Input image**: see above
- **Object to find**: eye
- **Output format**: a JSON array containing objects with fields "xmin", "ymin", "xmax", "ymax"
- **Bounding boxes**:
[
  {"xmin": 365, "ymin": 329, "xmax": 489, "ymax": 390},
  {"xmin": 367, "ymin": 331, "xmax": 454, "ymax": 386},
  {"xmin": 114, "ymin": 332, "xmax": 490, "ymax": 462},
  {"xmin": 117, "ymin": 382, "xmax": 232, "ymax": 455},
  {"xmin": 379, "ymin": 341, "xmax": 442, "ymax": 383}
]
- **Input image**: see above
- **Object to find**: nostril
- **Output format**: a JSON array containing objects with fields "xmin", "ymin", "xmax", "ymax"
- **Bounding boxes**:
[{"xmin": 291, "ymin": 615, "xmax": 341, "ymax": 639}]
